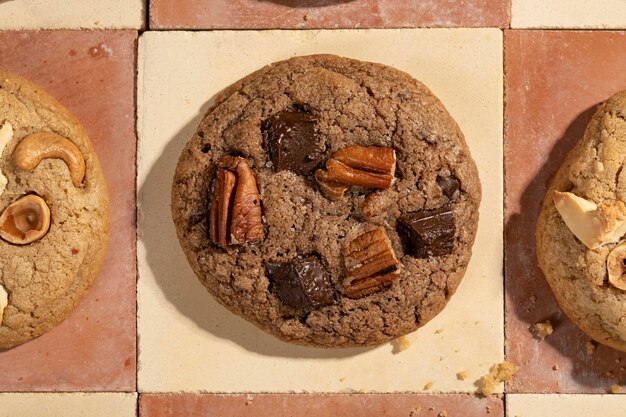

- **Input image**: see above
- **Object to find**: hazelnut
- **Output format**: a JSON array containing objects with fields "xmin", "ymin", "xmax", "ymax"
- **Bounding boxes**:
[
  {"xmin": 552, "ymin": 191, "xmax": 626, "ymax": 249},
  {"xmin": 607, "ymin": 242, "xmax": 626, "ymax": 290},
  {"xmin": 0, "ymin": 194, "xmax": 51, "ymax": 245}
]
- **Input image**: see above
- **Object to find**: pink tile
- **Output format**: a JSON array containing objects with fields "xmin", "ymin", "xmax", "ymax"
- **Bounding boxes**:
[
  {"xmin": 505, "ymin": 30, "xmax": 626, "ymax": 393},
  {"xmin": 140, "ymin": 394, "xmax": 503, "ymax": 417},
  {"xmin": 149, "ymin": 0, "xmax": 510, "ymax": 29},
  {"xmin": 0, "ymin": 31, "xmax": 137, "ymax": 391}
]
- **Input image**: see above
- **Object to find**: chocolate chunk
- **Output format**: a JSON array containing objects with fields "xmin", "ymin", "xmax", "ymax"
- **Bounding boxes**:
[
  {"xmin": 266, "ymin": 256, "xmax": 334, "ymax": 311},
  {"xmin": 262, "ymin": 110, "xmax": 324, "ymax": 175},
  {"xmin": 397, "ymin": 206, "xmax": 455, "ymax": 258},
  {"xmin": 436, "ymin": 175, "xmax": 460, "ymax": 200}
]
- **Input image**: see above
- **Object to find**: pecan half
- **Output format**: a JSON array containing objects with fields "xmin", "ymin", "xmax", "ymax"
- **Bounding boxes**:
[
  {"xmin": 315, "ymin": 145, "xmax": 396, "ymax": 200},
  {"xmin": 209, "ymin": 156, "xmax": 264, "ymax": 247},
  {"xmin": 342, "ymin": 227, "xmax": 401, "ymax": 298}
]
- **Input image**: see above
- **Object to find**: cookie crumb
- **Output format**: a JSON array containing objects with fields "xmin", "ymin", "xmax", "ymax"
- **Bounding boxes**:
[
  {"xmin": 435, "ymin": 328, "xmax": 444, "ymax": 334},
  {"xmin": 477, "ymin": 361, "xmax": 519, "ymax": 396},
  {"xmin": 423, "ymin": 381, "xmax": 433, "ymax": 390},
  {"xmin": 586, "ymin": 340, "xmax": 597, "ymax": 354},
  {"xmin": 611, "ymin": 384, "xmax": 622, "ymax": 394},
  {"xmin": 438, "ymin": 412, "xmax": 447, "ymax": 417},
  {"xmin": 409, "ymin": 406, "xmax": 421, "ymax": 416},
  {"xmin": 303, "ymin": 14, "xmax": 310, "ymax": 21},
  {"xmin": 456, "ymin": 370, "xmax": 468, "ymax": 381},
  {"xmin": 392, "ymin": 336, "xmax": 411, "ymax": 354},
  {"xmin": 531, "ymin": 320, "xmax": 553, "ymax": 340},
  {"xmin": 552, "ymin": 364, "xmax": 560, "ymax": 371},
  {"xmin": 486, "ymin": 406, "xmax": 492, "ymax": 414}
]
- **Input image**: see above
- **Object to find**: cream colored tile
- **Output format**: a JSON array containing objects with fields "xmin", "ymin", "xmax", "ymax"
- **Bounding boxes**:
[
  {"xmin": 137, "ymin": 29, "xmax": 503, "ymax": 393},
  {"xmin": 507, "ymin": 394, "xmax": 626, "ymax": 417},
  {"xmin": 0, "ymin": 393, "xmax": 137, "ymax": 417},
  {"xmin": 512, "ymin": 0, "xmax": 626, "ymax": 28},
  {"xmin": 0, "ymin": 0, "xmax": 144, "ymax": 29}
]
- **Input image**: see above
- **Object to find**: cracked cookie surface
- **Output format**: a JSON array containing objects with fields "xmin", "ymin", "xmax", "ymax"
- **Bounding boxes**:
[
  {"xmin": 537, "ymin": 91, "xmax": 626, "ymax": 352},
  {"xmin": 0, "ymin": 72, "xmax": 109, "ymax": 349},
  {"xmin": 172, "ymin": 55, "xmax": 481, "ymax": 347}
]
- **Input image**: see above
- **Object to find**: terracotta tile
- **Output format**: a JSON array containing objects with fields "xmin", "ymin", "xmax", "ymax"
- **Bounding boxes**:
[
  {"xmin": 0, "ymin": 393, "xmax": 137, "ymax": 417},
  {"xmin": 0, "ymin": 0, "xmax": 145, "ymax": 29},
  {"xmin": 512, "ymin": 0, "xmax": 626, "ymax": 29},
  {"xmin": 507, "ymin": 394, "xmax": 626, "ymax": 417},
  {"xmin": 505, "ymin": 30, "xmax": 626, "ymax": 393},
  {"xmin": 137, "ymin": 30, "xmax": 503, "ymax": 393},
  {"xmin": 0, "ymin": 31, "xmax": 137, "ymax": 391},
  {"xmin": 140, "ymin": 394, "xmax": 503, "ymax": 417},
  {"xmin": 149, "ymin": 0, "xmax": 510, "ymax": 29}
]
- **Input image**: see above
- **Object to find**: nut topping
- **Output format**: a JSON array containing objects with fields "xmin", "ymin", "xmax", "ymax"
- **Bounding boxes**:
[
  {"xmin": 0, "ymin": 194, "xmax": 51, "ymax": 245},
  {"xmin": 14, "ymin": 132, "xmax": 86, "ymax": 187},
  {"xmin": 552, "ymin": 191, "xmax": 626, "ymax": 249},
  {"xmin": 315, "ymin": 146, "xmax": 396, "ymax": 200},
  {"xmin": 0, "ymin": 122, "xmax": 14, "ymax": 196},
  {"xmin": 0, "ymin": 284, "xmax": 7, "ymax": 323},
  {"xmin": 607, "ymin": 242, "xmax": 626, "ymax": 290},
  {"xmin": 342, "ymin": 227, "xmax": 401, "ymax": 298},
  {"xmin": 209, "ymin": 155, "xmax": 264, "ymax": 247}
]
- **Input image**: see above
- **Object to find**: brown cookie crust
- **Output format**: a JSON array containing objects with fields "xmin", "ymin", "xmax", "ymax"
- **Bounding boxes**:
[
  {"xmin": 537, "ymin": 91, "xmax": 626, "ymax": 352},
  {"xmin": 172, "ymin": 55, "xmax": 481, "ymax": 347},
  {"xmin": 0, "ymin": 72, "xmax": 109, "ymax": 349}
]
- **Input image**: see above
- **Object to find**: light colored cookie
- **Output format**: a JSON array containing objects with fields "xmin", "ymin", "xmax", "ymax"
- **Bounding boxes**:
[
  {"xmin": 537, "ymin": 91, "xmax": 626, "ymax": 352},
  {"xmin": 0, "ymin": 71, "xmax": 109, "ymax": 349}
]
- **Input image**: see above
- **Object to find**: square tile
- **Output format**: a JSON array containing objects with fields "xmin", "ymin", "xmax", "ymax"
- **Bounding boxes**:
[
  {"xmin": 137, "ymin": 29, "xmax": 503, "ymax": 393},
  {"xmin": 149, "ymin": 0, "xmax": 510, "ymax": 29},
  {"xmin": 0, "ymin": 393, "xmax": 137, "ymax": 417},
  {"xmin": 505, "ymin": 30, "xmax": 626, "ymax": 393},
  {"xmin": 507, "ymin": 394, "xmax": 626, "ymax": 417},
  {"xmin": 0, "ymin": 0, "xmax": 145, "ymax": 29},
  {"xmin": 140, "ymin": 393, "xmax": 503, "ymax": 417},
  {"xmin": 0, "ymin": 31, "xmax": 137, "ymax": 391},
  {"xmin": 512, "ymin": 0, "xmax": 626, "ymax": 28}
]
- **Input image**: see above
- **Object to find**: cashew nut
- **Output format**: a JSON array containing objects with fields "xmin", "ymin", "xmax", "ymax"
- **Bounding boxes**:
[
  {"xmin": 0, "ymin": 122, "xmax": 13, "ymax": 196},
  {"xmin": 0, "ymin": 285, "xmax": 7, "ymax": 324},
  {"xmin": 14, "ymin": 132, "xmax": 85, "ymax": 187},
  {"xmin": 608, "ymin": 242, "xmax": 626, "ymax": 290},
  {"xmin": 0, "ymin": 194, "xmax": 51, "ymax": 245}
]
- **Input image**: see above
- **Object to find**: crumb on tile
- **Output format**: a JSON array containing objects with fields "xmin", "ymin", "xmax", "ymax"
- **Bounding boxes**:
[
  {"xmin": 438, "ymin": 412, "xmax": 448, "ymax": 417},
  {"xmin": 486, "ymin": 406, "xmax": 491, "ymax": 414},
  {"xmin": 531, "ymin": 320, "xmax": 553, "ymax": 340},
  {"xmin": 611, "ymin": 384, "xmax": 622, "ymax": 394},
  {"xmin": 303, "ymin": 14, "xmax": 310, "ymax": 21},
  {"xmin": 456, "ymin": 370, "xmax": 468, "ymax": 381},
  {"xmin": 392, "ymin": 336, "xmax": 411, "ymax": 354},
  {"xmin": 435, "ymin": 328, "xmax": 444, "ymax": 334},
  {"xmin": 586, "ymin": 340, "xmax": 597, "ymax": 354},
  {"xmin": 552, "ymin": 364, "xmax": 560, "ymax": 371},
  {"xmin": 477, "ymin": 361, "xmax": 519, "ymax": 396},
  {"xmin": 409, "ymin": 406, "xmax": 421, "ymax": 416},
  {"xmin": 423, "ymin": 381, "xmax": 433, "ymax": 390}
]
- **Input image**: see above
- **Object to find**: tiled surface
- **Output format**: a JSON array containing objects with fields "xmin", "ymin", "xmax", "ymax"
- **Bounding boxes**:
[
  {"xmin": 137, "ymin": 29, "xmax": 503, "ymax": 393},
  {"xmin": 0, "ymin": 393, "xmax": 137, "ymax": 417},
  {"xmin": 0, "ymin": 31, "xmax": 137, "ymax": 392},
  {"xmin": 512, "ymin": 0, "xmax": 626, "ymax": 29},
  {"xmin": 505, "ymin": 30, "xmax": 626, "ymax": 393},
  {"xmin": 0, "ymin": 0, "xmax": 145, "ymax": 29},
  {"xmin": 139, "ymin": 394, "xmax": 504, "ymax": 417},
  {"xmin": 507, "ymin": 394, "xmax": 626, "ymax": 417},
  {"xmin": 149, "ymin": 0, "xmax": 510, "ymax": 29}
]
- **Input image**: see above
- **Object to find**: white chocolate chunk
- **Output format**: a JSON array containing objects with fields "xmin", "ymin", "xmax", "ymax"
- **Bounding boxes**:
[
  {"xmin": 552, "ymin": 191, "xmax": 626, "ymax": 249},
  {"xmin": 0, "ymin": 284, "xmax": 7, "ymax": 323},
  {"xmin": 0, "ymin": 122, "xmax": 14, "ymax": 196},
  {"xmin": 607, "ymin": 242, "xmax": 626, "ymax": 291}
]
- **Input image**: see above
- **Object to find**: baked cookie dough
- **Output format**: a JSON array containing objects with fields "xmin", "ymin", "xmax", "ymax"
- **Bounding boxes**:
[
  {"xmin": 537, "ymin": 91, "xmax": 626, "ymax": 352},
  {"xmin": 0, "ymin": 72, "xmax": 109, "ymax": 349},
  {"xmin": 172, "ymin": 55, "xmax": 481, "ymax": 347}
]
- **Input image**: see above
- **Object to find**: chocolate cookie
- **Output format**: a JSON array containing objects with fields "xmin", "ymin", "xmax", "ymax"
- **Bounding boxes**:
[
  {"xmin": 0, "ymin": 72, "xmax": 109, "ymax": 349},
  {"xmin": 537, "ymin": 91, "xmax": 626, "ymax": 352},
  {"xmin": 172, "ymin": 55, "xmax": 481, "ymax": 347}
]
